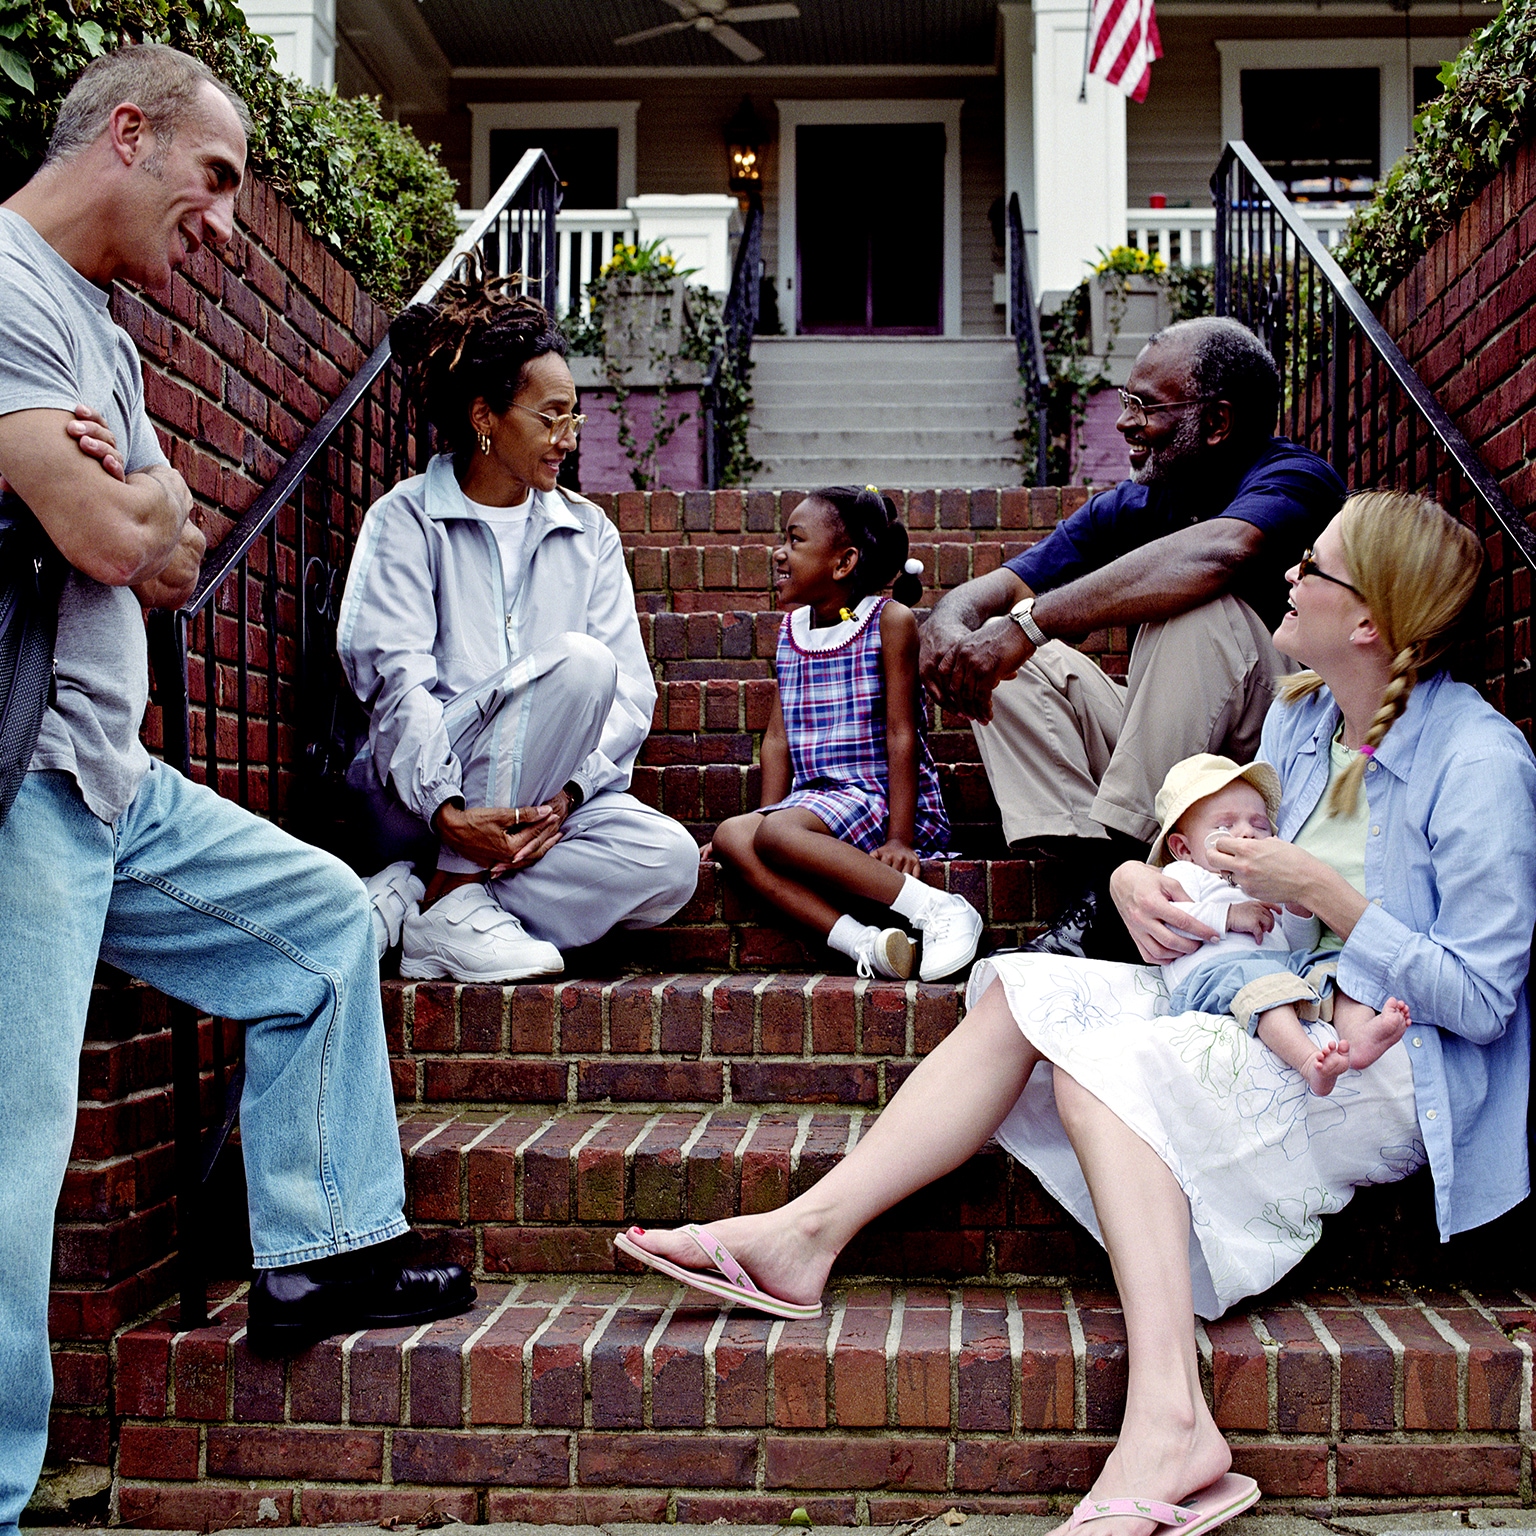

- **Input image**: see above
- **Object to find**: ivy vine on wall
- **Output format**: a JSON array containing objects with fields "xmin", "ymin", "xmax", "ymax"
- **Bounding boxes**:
[
  {"xmin": 0, "ymin": 0, "xmax": 458, "ymax": 306},
  {"xmin": 1338, "ymin": 2, "xmax": 1533, "ymax": 304}
]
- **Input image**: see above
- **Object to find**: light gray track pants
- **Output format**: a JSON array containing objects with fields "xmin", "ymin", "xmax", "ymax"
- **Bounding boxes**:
[{"xmin": 356, "ymin": 631, "xmax": 699, "ymax": 950}]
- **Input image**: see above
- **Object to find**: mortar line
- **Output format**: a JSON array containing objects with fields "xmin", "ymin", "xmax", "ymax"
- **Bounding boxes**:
[
  {"xmin": 580, "ymin": 1284, "xmax": 633, "ymax": 1430},
  {"xmin": 948, "ymin": 1287, "xmax": 963, "ymax": 1435},
  {"xmin": 701, "ymin": 976, "xmax": 723, "ymax": 1056},
  {"xmin": 338, "ymin": 1327, "xmax": 368, "ymax": 1425},
  {"xmin": 765, "ymin": 1316, "xmax": 787, "ymax": 1427},
  {"xmin": 648, "ymin": 974, "xmax": 678, "ymax": 1054},
  {"xmin": 904, "ymin": 978, "xmax": 917, "ymax": 1059},
  {"xmin": 1458, "ymin": 1287, "xmax": 1534, "ymax": 1435},
  {"xmin": 522, "ymin": 1282, "xmax": 577, "ymax": 1426},
  {"xmin": 1062, "ymin": 1286, "xmax": 1088, "ymax": 1431},
  {"xmin": 459, "ymin": 1109, "xmax": 512, "ymax": 1155},
  {"xmin": 703, "ymin": 1307, "xmax": 731, "ymax": 1428},
  {"xmin": 1193, "ymin": 1319, "xmax": 1215, "ymax": 1417},
  {"xmin": 852, "ymin": 975, "xmax": 869, "ymax": 1055},
  {"xmin": 406, "ymin": 1114, "xmax": 456, "ymax": 1156},
  {"xmin": 1247, "ymin": 1309, "xmax": 1281, "ymax": 1435},
  {"xmin": 678, "ymin": 1108, "xmax": 715, "ymax": 1163},
  {"xmin": 1409, "ymin": 1288, "xmax": 1469, "ymax": 1431},
  {"xmin": 459, "ymin": 1280, "xmax": 528, "ymax": 1424},
  {"xmin": 398, "ymin": 1318, "xmax": 436, "ymax": 1427},
  {"xmin": 884, "ymin": 1288, "xmax": 907, "ymax": 1426},
  {"xmin": 512, "ymin": 1114, "xmax": 559, "ymax": 1224},
  {"xmin": 788, "ymin": 1108, "xmax": 814, "ymax": 1177},
  {"xmin": 1005, "ymin": 1288, "xmax": 1025, "ymax": 1434},
  {"xmin": 1296, "ymin": 1298, "xmax": 1342, "ymax": 1438},
  {"xmin": 751, "ymin": 970, "xmax": 775, "ymax": 1056},
  {"xmin": 801, "ymin": 973, "xmax": 824, "ymax": 1056},
  {"xmin": 642, "ymin": 1293, "xmax": 683, "ymax": 1429},
  {"xmin": 824, "ymin": 1293, "xmax": 848, "ymax": 1428},
  {"xmin": 1348, "ymin": 1287, "xmax": 1406, "ymax": 1429}
]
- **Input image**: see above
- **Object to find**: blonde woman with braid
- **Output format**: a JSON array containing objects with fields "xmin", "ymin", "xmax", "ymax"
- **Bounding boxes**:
[{"xmin": 620, "ymin": 490, "xmax": 1534, "ymax": 1536}]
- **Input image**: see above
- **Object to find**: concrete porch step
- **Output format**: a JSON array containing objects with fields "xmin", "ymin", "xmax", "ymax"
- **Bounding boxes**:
[
  {"xmin": 749, "ymin": 456, "xmax": 1026, "ymax": 491},
  {"xmin": 101, "ymin": 1279, "xmax": 1534, "ymax": 1530}
]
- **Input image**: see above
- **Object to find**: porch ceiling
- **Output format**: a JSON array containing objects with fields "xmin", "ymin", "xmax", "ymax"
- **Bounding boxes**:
[{"xmin": 419, "ymin": 0, "xmax": 1001, "ymax": 71}]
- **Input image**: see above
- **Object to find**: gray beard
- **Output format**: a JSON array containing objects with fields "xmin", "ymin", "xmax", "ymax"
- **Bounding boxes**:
[{"xmin": 1129, "ymin": 408, "xmax": 1207, "ymax": 486}]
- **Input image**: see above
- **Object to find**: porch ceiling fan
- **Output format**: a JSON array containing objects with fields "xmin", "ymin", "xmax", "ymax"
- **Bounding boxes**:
[{"xmin": 613, "ymin": 0, "xmax": 800, "ymax": 63}]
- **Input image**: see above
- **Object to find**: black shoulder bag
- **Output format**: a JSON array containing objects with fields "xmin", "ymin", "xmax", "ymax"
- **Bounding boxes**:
[{"xmin": 0, "ymin": 496, "xmax": 66, "ymax": 824}]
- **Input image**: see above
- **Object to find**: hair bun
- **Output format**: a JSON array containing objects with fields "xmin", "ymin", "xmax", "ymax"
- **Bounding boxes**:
[{"xmin": 388, "ymin": 303, "xmax": 435, "ymax": 369}]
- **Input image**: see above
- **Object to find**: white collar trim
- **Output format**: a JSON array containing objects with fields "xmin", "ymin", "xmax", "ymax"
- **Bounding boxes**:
[{"xmin": 788, "ymin": 594, "xmax": 882, "ymax": 652}]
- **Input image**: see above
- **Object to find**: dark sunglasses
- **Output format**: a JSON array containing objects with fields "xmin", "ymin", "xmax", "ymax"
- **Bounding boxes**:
[{"xmin": 1296, "ymin": 547, "xmax": 1362, "ymax": 597}]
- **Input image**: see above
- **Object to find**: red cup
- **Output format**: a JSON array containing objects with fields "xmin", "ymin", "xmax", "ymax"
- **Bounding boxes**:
[{"xmin": 1149, "ymin": 193, "xmax": 1168, "ymax": 209}]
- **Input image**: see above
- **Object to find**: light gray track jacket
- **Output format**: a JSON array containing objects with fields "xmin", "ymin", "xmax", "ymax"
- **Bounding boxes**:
[{"xmin": 336, "ymin": 453, "xmax": 655, "ymax": 825}]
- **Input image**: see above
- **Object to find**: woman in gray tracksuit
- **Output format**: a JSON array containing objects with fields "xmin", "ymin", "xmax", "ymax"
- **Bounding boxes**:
[{"xmin": 336, "ymin": 266, "xmax": 698, "ymax": 981}]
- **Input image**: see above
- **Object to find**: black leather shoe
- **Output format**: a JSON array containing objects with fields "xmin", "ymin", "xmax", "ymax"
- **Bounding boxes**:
[
  {"xmin": 246, "ymin": 1248, "xmax": 476, "ymax": 1356},
  {"xmin": 1022, "ymin": 885, "xmax": 1100, "ymax": 959}
]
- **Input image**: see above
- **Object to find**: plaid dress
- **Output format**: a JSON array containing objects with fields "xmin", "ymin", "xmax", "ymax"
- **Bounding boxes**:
[{"xmin": 760, "ymin": 595, "xmax": 950, "ymax": 854}]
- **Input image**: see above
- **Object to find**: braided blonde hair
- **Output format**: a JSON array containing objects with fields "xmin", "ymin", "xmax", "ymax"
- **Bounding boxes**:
[{"xmin": 1277, "ymin": 491, "xmax": 1483, "ymax": 815}]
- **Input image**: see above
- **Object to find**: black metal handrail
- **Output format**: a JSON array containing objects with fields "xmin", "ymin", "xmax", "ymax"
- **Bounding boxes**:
[
  {"xmin": 148, "ymin": 149, "xmax": 561, "ymax": 1327},
  {"xmin": 702, "ymin": 199, "xmax": 763, "ymax": 489},
  {"xmin": 1213, "ymin": 139, "xmax": 1536, "ymax": 728},
  {"xmin": 1008, "ymin": 192, "xmax": 1050, "ymax": 487}
]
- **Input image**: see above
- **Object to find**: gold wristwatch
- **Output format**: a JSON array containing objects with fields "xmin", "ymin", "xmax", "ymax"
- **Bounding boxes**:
[{"xmin": 1009, "ymin": 595, "xmax": 1049, "ymax": 647}]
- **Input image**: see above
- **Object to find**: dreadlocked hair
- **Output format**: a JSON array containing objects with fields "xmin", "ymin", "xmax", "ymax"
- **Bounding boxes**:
[
  {"xmin": 388, "ymin": 250, "xmax": 567, "ymax": 462},
  {"xmin": 811, "ymin": 485, "xmax": 923, "ymax": 606},
  {"xmin": 1277, "ymin": 491, "xmax": 1483, "ymax": 816}
]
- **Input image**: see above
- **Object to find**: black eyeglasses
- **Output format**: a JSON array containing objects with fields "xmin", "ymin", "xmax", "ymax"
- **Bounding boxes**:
[
  {"xmin": 1296, "ymin": 547, "xmax": 1362, "ymax": 597},
  {"xmin": 1116, "ymin": 387, "xmax": 1220, "ymax": 427}
]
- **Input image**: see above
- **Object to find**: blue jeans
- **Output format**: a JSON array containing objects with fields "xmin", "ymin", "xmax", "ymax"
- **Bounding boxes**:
[
  {"xmin": 0, "ymin": 765, "xmax": 407, "ymax": 1531},
  {"xmin": 1167, "ymin": 944, "xmax": 1337, "ymax": 1033}
]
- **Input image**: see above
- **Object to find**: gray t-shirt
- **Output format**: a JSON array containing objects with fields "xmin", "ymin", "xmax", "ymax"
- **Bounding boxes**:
[{"xmin": 0, "ymin": 208, "xmax": 168, "ymax": 822}]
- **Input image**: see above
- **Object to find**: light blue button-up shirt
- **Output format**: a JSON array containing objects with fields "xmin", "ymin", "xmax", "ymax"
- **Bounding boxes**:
[{"xmin": 1262, "ymin": 670, "xmax": 1535, "ymax": 1240}]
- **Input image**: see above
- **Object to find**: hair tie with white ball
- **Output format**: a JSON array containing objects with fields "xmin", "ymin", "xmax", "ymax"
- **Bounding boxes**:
[{"xmin": 904, "ymin": 558, "xmax": 924, "ymax": 577}]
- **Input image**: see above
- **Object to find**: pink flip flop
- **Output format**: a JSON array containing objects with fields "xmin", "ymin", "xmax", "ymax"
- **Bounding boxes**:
[
  {"xmin": 1067, "ymin": 1474, "xmax": 1260, "ymax": 1536},
  {"xmin": 613, "ymin": 1223, "xmax": 823, "ymax": 1320}
]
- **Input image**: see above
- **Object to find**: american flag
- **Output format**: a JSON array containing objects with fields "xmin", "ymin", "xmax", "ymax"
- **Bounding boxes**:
[{"xmin": 1087, "ymin": 0, "xmax": 1162, "ymax": 103}]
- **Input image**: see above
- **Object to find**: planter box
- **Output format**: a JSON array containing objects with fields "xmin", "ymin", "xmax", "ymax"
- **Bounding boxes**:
[
  {"xmin": 1088, "ymin": 272, "xmax": 1172, "ymax": 386},
  {"xmin": 592, "ymin": 275, "xmax": 701, "ymax": 387}
]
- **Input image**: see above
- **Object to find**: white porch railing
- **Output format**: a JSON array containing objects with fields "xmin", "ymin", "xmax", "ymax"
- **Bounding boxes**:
[
  {"xmin": 455, "ymin": 206, "xmax": 636, "ymax": 316},
  {"xmin": 1125, "ymin": 205, "xmax": 1354, "ymax": 268}
]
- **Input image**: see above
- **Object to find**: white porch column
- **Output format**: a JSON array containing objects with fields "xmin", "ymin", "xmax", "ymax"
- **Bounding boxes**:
[
  {"xmin": 1001, "ymin": 2, "xmax": 1036, "ymax": 331},
  {"xmin": 1026, "ymin": 0, "xmax": 1128, "ymax": 301},
  {"xmin": 627, "ymin": 194, "xmax": 742, "ymax": 294},
  {"xmin": 238, "ymin": 0, "xmax": 335, "ymax": 88}
]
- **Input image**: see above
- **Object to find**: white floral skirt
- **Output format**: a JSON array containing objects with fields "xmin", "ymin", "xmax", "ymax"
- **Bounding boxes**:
[{"xmin": 968, "ymin": 954, "xmax": 1426, "ymax": 1319}]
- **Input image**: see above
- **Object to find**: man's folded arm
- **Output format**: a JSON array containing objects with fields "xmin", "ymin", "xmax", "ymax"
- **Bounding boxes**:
[{"xmin": 0, "ymin": 408, "xmax": 191, "ymax": 585}]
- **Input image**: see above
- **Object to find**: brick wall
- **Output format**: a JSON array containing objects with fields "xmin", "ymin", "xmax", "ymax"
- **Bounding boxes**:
[{"xmin": 1380, "ymin": 134, "xmax": 1536, "ymax": 520}]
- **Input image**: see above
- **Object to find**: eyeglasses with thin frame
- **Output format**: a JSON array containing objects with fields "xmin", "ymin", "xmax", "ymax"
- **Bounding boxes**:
[
  {"xmin": 512, "ymin": 403, "xmax": 587, "ymax": 441},
  {"xmin": 1296, "ymin": 547, "xmax": 1362, "ymax": 597},
  {"xmin": 1115, "ymin": 387, "xmax": 1220, "ymax": 427}
]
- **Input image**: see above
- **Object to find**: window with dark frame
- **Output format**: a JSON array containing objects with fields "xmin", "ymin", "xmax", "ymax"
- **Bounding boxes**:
[
  {"xmin": 1240, "ymin": 67, "xmax": 1381, "ymax": 201},
  {"xmin": 488, "ymin": 127, "xmax": 619, "ymax": 209}
]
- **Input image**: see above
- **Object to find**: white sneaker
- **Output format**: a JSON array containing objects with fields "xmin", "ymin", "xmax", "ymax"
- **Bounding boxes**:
[
  {"xmin": 400, "ymin": 883, "xmax": 564, "ymax": 982},
  {"xmin": 914, "ymin": 890, "xmax": 983, "ymax": 981},
  {"xmin": 364, "ymin": 860, "xmax": 425, "ymax": 960},
  {"xmin": 854, "ymin": 926, "xmax": 915, "ymax": 980}
]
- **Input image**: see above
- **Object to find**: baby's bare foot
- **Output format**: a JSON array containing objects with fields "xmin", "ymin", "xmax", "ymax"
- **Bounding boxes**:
[
  {"xmin": 1340, "ymin": 996, "xmax": 1411, "ymax": 1071},
  {"xmin": 1298, "ymin": 1038, "xmax": 1351, "ymax": 1095}
]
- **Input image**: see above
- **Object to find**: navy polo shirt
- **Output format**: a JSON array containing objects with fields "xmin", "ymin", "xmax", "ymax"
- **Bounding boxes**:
[{"xmin": 1005, "ymin": 437, "xmax": 1346, "ymax": 631}]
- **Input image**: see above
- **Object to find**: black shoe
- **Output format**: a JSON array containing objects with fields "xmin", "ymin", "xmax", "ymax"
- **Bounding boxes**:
[
  {"xmin": 1022, "ymin": 884, "xmax": 1100, "ymax": 959},
  {"xmin": 1022, "ymin": 885, "xmax": 1142, "ymax": 964},
  {"xmin": 246, "ymin": 1245, "xmax": 476, "ymax": 1356}
]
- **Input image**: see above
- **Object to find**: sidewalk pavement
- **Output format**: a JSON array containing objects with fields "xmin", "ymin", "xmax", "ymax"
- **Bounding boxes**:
[{"xmin": 27, "ymin": 1512, "xmax": 1536, "ymax": 1536}]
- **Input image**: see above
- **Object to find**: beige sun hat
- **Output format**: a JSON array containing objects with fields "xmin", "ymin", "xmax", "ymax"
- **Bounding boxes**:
[{"xmin": 1148, "ymin": 753, "xmax": 1283, "ymax": 867}]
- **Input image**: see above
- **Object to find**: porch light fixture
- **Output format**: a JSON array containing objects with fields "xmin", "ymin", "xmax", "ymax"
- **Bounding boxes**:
[{"xmin": 725, "ymin": 95, "xmax": 770, "ymax": 201}]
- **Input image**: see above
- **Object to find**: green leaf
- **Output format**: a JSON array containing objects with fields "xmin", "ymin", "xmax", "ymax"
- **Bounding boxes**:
[
  {"xmin": 0, "ymin": 40, "xmax": 34, "ymax": 91},
  {"xmin": 783, "ymin": 1509, "xmax": 813, "ymax": 1528}
]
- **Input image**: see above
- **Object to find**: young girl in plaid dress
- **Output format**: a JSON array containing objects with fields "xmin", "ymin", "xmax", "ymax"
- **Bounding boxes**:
[{"xmin": 712, "ymin": 486, "xmax": 983, "ymax": 981}]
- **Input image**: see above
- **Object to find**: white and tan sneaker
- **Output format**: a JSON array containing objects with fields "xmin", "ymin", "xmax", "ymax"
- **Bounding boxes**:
[
  {"xmin": 363, "ymin": 860, "xmax": 425, "ymax": 960},
  {"xmin": 854, "ymin": 926, "xmax": 915, "ymax": 980},
  {"xmin": 913, "ymin": 890, "xmax": 983, "ymax": 981},
  {"xmin": 400, "ymin": 883, "xmax": 563, "ymax": 982}
]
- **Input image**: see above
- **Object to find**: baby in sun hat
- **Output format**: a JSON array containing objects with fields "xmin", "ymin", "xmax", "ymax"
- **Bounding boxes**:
[{"xmin": 1151, "ymin": 753, "xmax": 1411, "ymax": 1095}]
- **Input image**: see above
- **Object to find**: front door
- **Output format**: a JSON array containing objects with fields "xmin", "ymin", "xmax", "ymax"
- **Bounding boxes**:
[{"xmin": 796, "ymin": 123, "xmax": 945, "ymax": 335}]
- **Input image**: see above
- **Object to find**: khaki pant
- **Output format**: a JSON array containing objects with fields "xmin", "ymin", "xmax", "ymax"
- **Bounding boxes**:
[{"xmin": 973, "ymin": 595, "xmax": 1284, "ymax": 846}]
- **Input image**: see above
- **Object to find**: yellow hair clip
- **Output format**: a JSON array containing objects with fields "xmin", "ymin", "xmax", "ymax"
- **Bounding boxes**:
[
  {"xmin": 865, "ymin": 484, "xmax": 879, "ymax": 494},
  {"xmin": 839, "ymin": 607, "xmax": 855, "ymax": 622}
]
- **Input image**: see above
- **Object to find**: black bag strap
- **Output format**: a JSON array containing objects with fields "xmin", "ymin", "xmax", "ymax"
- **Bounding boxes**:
[{"xmin": 0, "ymin": 500, "xmax": 67, "ymax": 825}]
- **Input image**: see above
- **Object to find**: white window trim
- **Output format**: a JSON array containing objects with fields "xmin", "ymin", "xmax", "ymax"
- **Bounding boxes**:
[
  {"xmin": 1216, "ymin": 37, "xmax": 1470, "ymax": 187},
  {"xmin": 774, "ymin": 98, "xmax": 964, "ymax": 338},
  {"xmin": 468, "ymin": 101, "xmax": 639, "ymax": 210}
]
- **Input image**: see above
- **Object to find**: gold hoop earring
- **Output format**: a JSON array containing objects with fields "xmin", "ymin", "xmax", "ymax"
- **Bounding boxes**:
[{"xmin": 477, "ymin": 430, "xmax": 492, "ymax": 455}]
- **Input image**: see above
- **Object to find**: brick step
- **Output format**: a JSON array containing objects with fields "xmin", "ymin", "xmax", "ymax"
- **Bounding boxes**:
[
  {"xmin": 99, "ymin": 1279, "xmax": 1534, "ymax": 1531},
  {"xmin": 397, "ymin": 1107, "xmax": 1101, "ymax": 1285},
  {"xmin": 592, "ymin": 485, "xmax": 1090, "ymax": 549},
  {"xmin": 618, "ymin": 858, "xmax": 1076, "ymax": 971}
]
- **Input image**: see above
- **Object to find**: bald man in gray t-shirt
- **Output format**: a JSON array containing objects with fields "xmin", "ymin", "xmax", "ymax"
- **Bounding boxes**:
[{"xmin": 0, "ymin": 47, "xmax": 468, "ymax": 1521}]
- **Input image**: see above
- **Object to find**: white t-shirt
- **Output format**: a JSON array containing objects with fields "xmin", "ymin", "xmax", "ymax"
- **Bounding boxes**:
[{"xmin": 466, "ymin": 489, "xmax": 534, "ymax": 604}]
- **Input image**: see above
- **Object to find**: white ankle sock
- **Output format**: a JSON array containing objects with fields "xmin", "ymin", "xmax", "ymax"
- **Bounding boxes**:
[
  {"xmin": 888, "ymin": 874, "xmax": 935, "ymax": 922},
  {"xmin": 828, "ymin": 914, "xmax": 876, "ymax": 959}
]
